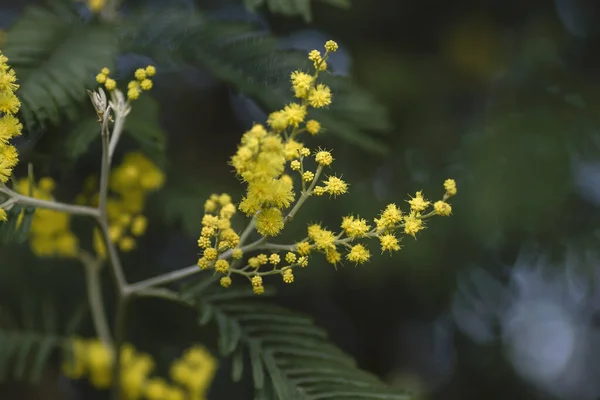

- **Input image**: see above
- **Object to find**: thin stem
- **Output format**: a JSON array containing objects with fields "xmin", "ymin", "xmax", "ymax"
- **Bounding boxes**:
[
  {"xmin": 108, "ymin": 112, "xmax": 126, "ymax": 163},
  {"xmin": 0, "ymin": 185, "xmax": 99, "ymax": 218},
  {"xmin": 238, "ymin": 215, "xmax": 257, "ymax": 244},
  {"xmin": 99, "ymin": 115, "xmax": 111, "ymax": 216},
  {"xmin": 79, "ymin": 251, "xmax": 113, "ymax": 348},
  {"xmin": 111, "ymin": 294, "xmax": 130, "ymax": 400},
  {"xmin": 284, "ymin": 165, "xmax": 323, "ymax": 224}
]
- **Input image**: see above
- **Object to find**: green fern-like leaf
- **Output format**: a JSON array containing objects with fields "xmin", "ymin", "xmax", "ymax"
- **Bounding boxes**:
[
  {"xmin": 124, "ymin": 10, "xmax": 390, "ymax": 154},
  {"xmin": 3, "ymin": 3, "xmax": 118, "ymax": 129},
  {"xmin": 184, "ymin": 283, "xmax": 411, "ymax": 400},
  {"xmin": 0, "ymin": 329, "xmax": 65, "ymax": 384}
]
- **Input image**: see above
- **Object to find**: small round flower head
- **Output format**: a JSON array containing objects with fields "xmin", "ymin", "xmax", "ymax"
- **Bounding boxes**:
[
  {"xmin": 290, "ymin": 160, "xmax": 301, "ymax": 171},
  {"xmin": 140, "ymin": 79, "xmax": 153, "ymax": 91},
  {"xmin": 101, "ymin": 67, "xmax": 110, "ymax": 75},
  {"xmin": 282, "ymin": 269, "xmax": 294, "ymax": 283},
  {"xmin": 145, "ymin": 65, "xmax": 156, "ymax": 76},
  {"xmin": 285, "ymin": 252, "xmax": 297, "ymax": 263},
  {"xmin": 214, "ymin": 259, "xmax": 229, "ymax": 273},
  {"xmin": 444, "ymin": 179, "xmax": 457, "ymax": 197},
  {"xmin": 0, "ymin": 208, "xmax": 6, "ymax": 222},
  {"xmin": 203, "ymin": 247, "xmax": 218, "ymax": 261},
  {"xmin": 96, "ymin": 73, "xmax": 107, "ymax": 84},
  {"xmin": 299, "ymin": 147, "xmax": 311, "ymax": 157},
  {"xmin": 232, "ymin": 248, "xmax": 243, "ymax": 259},
  {"xmin": 323, "ymin": 176, "xmax": 348, "ymax": 197},
  {"xmin": 283, "ymin": 103, "xmax": 307, "ymax": 127},
  {"xmin": 220, "ymin": 276, "xmax": 232, "ymax": 288},
  {"xmin": 434, "ymin": 200, "xmax": 452, "ymax": 216},
  {"xmin": 119, "ymin": 236, "xmax": 136, "ymax": 251},
  {"xmin": 256, "ymin": 208, "xmax": 284, "ymax": 237},
  {"xmin": 341, "ymin": 215, "xmax": 370, "ymax": 238},
  {"xmin": 296, "ymin": 241, "xmax": 311, "ymax": 255},
  {"xmin": 306, "ymin": 120, "xmax": 321, "ymax": 135},
  {"xmin": 379, "ymin": 233, "xmax": 401, "ymax": 253},
  {"xmin": 269, "ymin": 253, "xmax": 280, "ymax": 265},
  {"xmin": 308, "ymin": 84, "xmax": 332, "ymax": 108},
  {"xmin": 346, "ymin": 244, "xmax": 370, "ymax": 264},
  {"xmin": 404, "ymin": 213, "xmax": 425, "ymax": 237},
  {"xmin": 302, "ymin": 171, "xmax": 314, "ymax": 182},
  {"xmin": 134, "ymin": 68, "xmax": 147, "ymax": 81},
  {"xmin": 290, "ymin": 71, "xmax": 313, "ymax": 98},
  {"xmin": 197, "ymin": 257, "xmax": 210, "ymax": 270},
  {"xmin": 375, "ymin": 203, "xmax": 403, "ymax": 230},
  {"xmin": 253, "ymin": 285, "xmax": 265, "ymax": 295},
  {"xmin": 325, "ymin": 248, "xmax": 341, "ymax": 265},
  {"xmin": 251, "ymin": 275, "xmax": 263, "ymax": 287},
  {"xmin": 315, "ymin": 150, "xmax": 333, "ymax": 166},
  {"xmin": 256, "ymin": 254, "xmax": 268, "ymax": 265},
  {"xmin": 325, "ymin": 40, "xmax": 338, "ymax": 52},
  {"xmin": 104, "ymin": 78, "xmax": 116, "ymax": 91},
  {"xmin": 298, "ymin": 256, "xmax": 309, "ymax": 267},
  {"xmin": 407, "ymin": 191, "xmax": 430, "ymax": 212},
  {"xmin": 308, "ymin": 50, "xmax": 321, "ymax": 62}
]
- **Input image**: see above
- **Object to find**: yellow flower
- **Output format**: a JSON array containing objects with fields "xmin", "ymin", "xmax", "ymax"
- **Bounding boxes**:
[
  {"xmin": 214, "ymin": 259, "xmax": 229, "ymax": 273},
  {"xmin": 375, "ymin": 203, "xmax": 403, "ymax": 231},
  {"xmin": 87, "ymin": 340, "xmax": 113, "ymax": 389},
  {"xmin": 282, "ymin": 269, "xmax": 294, "ymax": 283},
  {"xmin": 285, "ymin": 252, "xmax": 297, "ymax": 263},
  {"xmin": 444, "ymin": 178, "xmax": 457, "ymax": 196},
  {"xmin": 434, "ymin": 200, "xmax": 452, "ymax": 216},
  {"xmin": 145, "ymin": 378, "xmax": 169, "ymax": 400},
  {"xmin": 232, "ymin": 248, "xmax": 243, "ymax": 259},
  {"xmin": 323, "ymin": 176, "xmax": 348, "ymax": 196},
  {"xmin": 290, "ymin": 71, "xmax": 313, "ymax": 98},
  {"xmin": 404, "ymin": 212, "xmax": 425, "ymax": 237},
  {"xmin": 101, "ymin": 67, "xmax": 110, "ymax": 75},
  {"xmin": 96, "ymin": 73, "xmax": 107, "ymax": 84},
  {"xmin": 269, "ymin": 253, "xmax": 280, "ymax": 265},
  {"xmin": 407, "ymin": 191, "xmax": 430, "ymax": 212},
  {"xmin": 306, "ymin": 119, "xmax": 321, "ymax": 135},
  {"xmin": 267, "ymin": 110, "xmax": 288, "ymax": 131},
  {"xmin": 251, "ymin": 275, "xmax": 263, "ymax": 287},
  {"xmin": 308, "ymin": 49, "xmax": 322, "ymax": 62},
  {"xmin": 145, "ymin": 65, "xmax": 156, "ymax": 76},
  {"xmin": 220, "ymin": 276, "xmax": 232, "ymax": 288},
  {"xmin": 296, "ymin": 241, "xmax": 311, "ymax": 255},
  {"xmin": 283, "ymin": 103, "xmax": 307, "ymax": 127},
  {"xmin": 140, "ymin": 79, "xmax": 153, "ymax": 91},
  {"xmin": 256, "ymin": 207, "xmax": 284, "ymax": 236},
  {"xmin": 203, "ymin": 248, "xmax": 218, "ymax": 261},
  {"xmin": 0, "ymin": 90, "xmax": 20, "ymax": 114},
  {"xmin": 346, "ymin": 244, "xmax": 370, "ymax": 264},
  {"xmin": 325, "ymin": 40, "xmax": 339, "ymax": 52},
  {"xmin": 307, "ymin": 224, "xmax": 336, "ymax": 250},
  {"xmin": 325, "ymin": 248, "xmax": 341, "ymax": 265},
  {"xmin": 315, "ymin": 150, "xmax": 333, "ymax": 166},
  {"xmin": 308, "ymin": 84, "xmax": 332, "ymax": 108},
  {"xmin": 379, "ymin": 233, "xmax": 401, "ymax": 252},
  {"xmin": 104, "ymin": 78, "xmax": 116, "ymax": 91},
  {"xmin": 341, "ymin": 215, "xmax": 370, "ymax": 237},
  {"xmin": 131, "ymin": 215, "xmax": 148, "ymax": 236},
  {"xmin": 0, "ymin": 208, "xmax": 6, "ymax": 222},
  {"xmin": 134, "ymin": 68, "xmax": 147, "ymax": 80},
  {"xmin": 302, "ymin": 171, "xmax": 314, "ymax": 182},
  {"xmin": 0, "ymin": 115, "xmax": 22, "ymax": 144},
  {"xmin": 119, "ymin": 236, "xmax": 136, "ymax": 252}
]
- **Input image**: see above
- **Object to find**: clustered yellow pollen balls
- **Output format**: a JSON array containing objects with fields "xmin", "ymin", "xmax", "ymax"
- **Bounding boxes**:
[
  {"xmin": 195, "ymin": 40, "xmax": 457, "ymax": 295},
  {"xmin": 15, "ymin": 178, "xmax": 79, "ymax": 258},
  {"xmin": 96, "ymin": 65, "xmax": 156, "ymax": 101},
  {"xmin": 0, "ymin": 51, "xmax": 22, "ymax": 222},
  {"xmin": 62, "ymin": 338, "xmax": 217, "ymax": 399},
  {"xmin": 93, "ymin": 152, "xmax": 164, "ymax": 258}
]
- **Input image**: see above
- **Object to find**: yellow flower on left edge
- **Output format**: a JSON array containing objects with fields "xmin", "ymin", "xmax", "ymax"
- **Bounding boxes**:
[{"xmin": 0, "ymin": 50, "xmax": 22, "ymax": 221}]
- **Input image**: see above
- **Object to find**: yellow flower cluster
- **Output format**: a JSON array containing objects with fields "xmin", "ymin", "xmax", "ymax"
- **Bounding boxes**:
[
  {"xmin": 93, "ymin": 152, "xmax": 164, "ymax": 258},
  {"xmin": 96, "ymin": 65, "xmax": 156, "ymax": 100},
  {"xmin": 62, "ymin": 338, "xmax": 217, "ymax": 400},
  {"xmin": 196, "ymin": 41, "xmax": 457, "ymax": 295},
  {"xmin": 275, "ymin": 180, "xmax": 457, "ymax": 268},
  {"xmin": 197, "ymin": 193, "xmax": 240, "ymax": 270},
  {"xmin": 15, "ymin": 178, "xmax": 79, "ymax": 258},
  {"xmin": 0, "ymin": 51, "xmax": 22, "ymax": 221}
]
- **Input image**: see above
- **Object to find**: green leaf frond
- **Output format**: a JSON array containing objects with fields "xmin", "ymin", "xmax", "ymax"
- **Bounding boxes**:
[
  {"xmin": 3, "ymin": 3, "xmax": 118, "ymax": 129},
  {"xmin": 123, "ymin": 10, "xmax": 391, "ymax": 154},
  {"xmin": 182, "ymin": 281, "xmax": 411, "ymax": 400}
]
